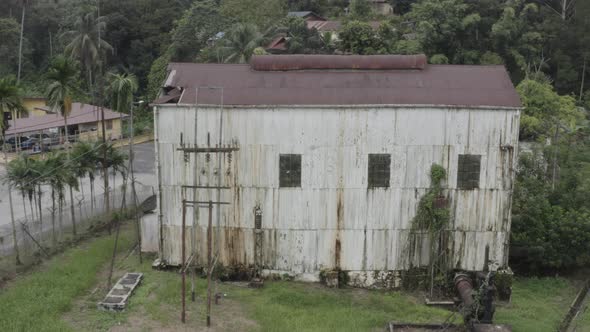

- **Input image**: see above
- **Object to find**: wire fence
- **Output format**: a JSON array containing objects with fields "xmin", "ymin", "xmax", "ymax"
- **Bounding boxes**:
[{"xmin": 0, "ymin": 180, "xmax": 154, "ymax": 266}]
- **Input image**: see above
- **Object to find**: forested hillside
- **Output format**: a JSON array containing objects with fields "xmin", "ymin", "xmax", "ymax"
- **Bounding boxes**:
[{"xmin": 1, "ymin": 0, "xmax": 589, "ymax": 274}]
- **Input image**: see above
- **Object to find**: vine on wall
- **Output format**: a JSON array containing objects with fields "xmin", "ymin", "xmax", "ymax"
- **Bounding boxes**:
[{"xmin": 412, "ymin": 164, "xmax": 450, "ymax": 233}]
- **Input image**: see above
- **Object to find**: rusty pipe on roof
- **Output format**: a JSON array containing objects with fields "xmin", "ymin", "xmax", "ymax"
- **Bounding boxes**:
[{"xmin": 250, "ymin": 54, "xmax": 427, "ymax": 71}]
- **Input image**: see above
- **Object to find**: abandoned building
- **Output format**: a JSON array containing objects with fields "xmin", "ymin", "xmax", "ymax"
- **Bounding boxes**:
[{"xmin": 146, "ymin": 54, "xmax": 521, "ymax": 287}]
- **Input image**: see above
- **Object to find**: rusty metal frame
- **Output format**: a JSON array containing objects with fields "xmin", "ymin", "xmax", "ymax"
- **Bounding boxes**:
[{"xmin": 177, "ymin": 85, "xmax": 237, "ymax": 328}]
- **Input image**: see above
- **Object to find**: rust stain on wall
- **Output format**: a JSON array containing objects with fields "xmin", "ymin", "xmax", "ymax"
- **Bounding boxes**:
[{"xmin": 335, "ymin": 188, "xmax": 343, "ymax": 269}]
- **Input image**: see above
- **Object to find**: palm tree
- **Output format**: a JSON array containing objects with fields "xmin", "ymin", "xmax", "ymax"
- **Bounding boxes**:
[
  {"xmin": 219, "ymin": 23, "xmax": 263, "ymax": 64},
  {"xmin": 107, "ymin": 72, "xmax": 136, "ymax": 206},
  {"xmin": 62, "ymin": 11, "xmax": 112, "ymax": 88},
  {"xmin": 70, "ymin": 141, "xmax": 96, "ymax": 215},
  {"xmin": 78, "ymin": 141, "xmax": 101, "ymax": 211},
  {"xmin": 64, "ymin": 160, "xmax": 79, "ymax": 237},
  {"xmin": 44, "ymin": 152, "xmax": 67, "ymax": 247},
  {"xmin": 103, "ymin": 142, "xmax": 128, "ymax": 207},
  {"xmin": 46, "ymin": 56, "xmax": 79, "ymax": 145},
  {"xmin": 0, "ymin": 77, "xmax": 26, "ymax": 134},
  {"xmin": 29, "ymin": 157, "xmax": 46, "ymax": 235},
  {"xmin": 108, "ymin": 73, "xmax": 138, "ymax": 115},
  {"xmin": 6, "ymin": 155, "xmax": 37, "ymax": 222},
  {"xmin": 0, "ymin": 77, "xmax": 26, "ymax": 265}
]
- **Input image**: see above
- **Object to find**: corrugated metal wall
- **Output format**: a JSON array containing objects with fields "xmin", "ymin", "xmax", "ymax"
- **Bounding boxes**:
[{"xmin": 152, "ymin": 105, "xmax": 519, "ymax": 276}]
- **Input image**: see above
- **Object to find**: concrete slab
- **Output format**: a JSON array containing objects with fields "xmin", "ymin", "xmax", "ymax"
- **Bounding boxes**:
[{"xmin": 98, "ymin": 272, "xmax": 143, "ymax": 311}]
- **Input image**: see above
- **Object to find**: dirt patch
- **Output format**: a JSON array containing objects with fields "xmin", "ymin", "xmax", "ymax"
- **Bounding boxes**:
[
  {"xmin": 111, "ymin": 298, "xmax": 258, "ymax": 332},
  {"xmin": 63, "ymin": 244, "xmax": 258, "ymax": 332}
]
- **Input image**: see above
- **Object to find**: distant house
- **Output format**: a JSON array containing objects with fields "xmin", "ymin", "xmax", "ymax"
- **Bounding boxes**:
[
  {"xmin": 5, "ymin": 102, "xmax": 126, "ymax": 142},
  {"xmin": 265, "ymin": 35, "xmax": 288, "ymax": 54},
  {"xmin": 2, "ymin": 97, "xmax": 51, "ymax": 121},
  {"xmin": 287, "ymin": 11, "xmax": 326, "ymax": 21},
  {"xmin": 207, "ymin": 31, "xmax": 225, "ymax": 46},
  {"xmin": 22, "ymin": 97, "xmax": 52, "ymax": 118},
  {"xmin": 307, "ymin": 20, "xmax": 382, "ymax": 40},
  {"xmin": 368, "ymin": 0, "xmax": 394, "ymax": 15}
]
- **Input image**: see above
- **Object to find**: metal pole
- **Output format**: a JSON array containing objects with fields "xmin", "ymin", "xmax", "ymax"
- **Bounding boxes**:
[
  {"xmin": 207, "ymin": 200, "xmax": 213, "ymax": 327},
  {"xmin": 181, "ymin": 199, "xmax": 187, "ymax": 323},
  {"xmin": 96, "ymin": 0, "xmax": 109, "ymax": 230},
  {"xmin": 216, "ymin": 89, "xmax": 224, "ymax": 258},
  {"xmin": 17, "ymin": 0, "xmax": 25, "ymax": 83},
  {"xmin": 191, "ymin": 89, "xmax": 199, "ymax": 303},
  {"xmin": 129, "ymin": 101, "xmax": 142, "ymax": 263}
]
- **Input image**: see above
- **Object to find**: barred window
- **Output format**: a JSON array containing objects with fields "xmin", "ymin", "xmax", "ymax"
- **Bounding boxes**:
[
  {"xmin": 457, "ymin": 154, "xmax": 481, "ymax": 189},
  {"xmin": 279, "ymin": 154, "xmax": 301, "ymax": 188},
  {"xmin": 368, "ymin": 154, "xmax": 391, "ymax": 188}
]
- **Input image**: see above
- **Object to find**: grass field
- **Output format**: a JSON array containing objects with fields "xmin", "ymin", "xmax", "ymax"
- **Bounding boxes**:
[
  {"xmin": 1, "ymin": 224, "xmax": 588, "ymax": 331},
  {"xmin": 0, "ymin": 223, "xmax": 134, "ymax": 331},
  {"xmin": 495, "ymin": 277, "xmax": 581, "ymax": 332},
  {"xmin": 63, "ymin": 253, "xmax": 459, "ymax": 331}
]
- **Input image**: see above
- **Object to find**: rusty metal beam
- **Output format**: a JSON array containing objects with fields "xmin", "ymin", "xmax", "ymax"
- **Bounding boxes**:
[
  {"xmin": 185, "ymin": 200, "xmax": 230, "ymax": 205},
  {"xmin": 176, "ymin": 147, "xmax": 239, "ymax": 153},
  {"xmin": 181, "ymin": 185, "xmax": 231, "ymax": 189}
]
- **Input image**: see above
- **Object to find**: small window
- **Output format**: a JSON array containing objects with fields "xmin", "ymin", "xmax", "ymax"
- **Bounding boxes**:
[
  {"xmin": 457, "ymin": 154, "xmax": 481, "ymax": 189},
  {"xmin": 279, "ymin": 154, "xmax": 301, "ymax": 188},
  {"xmin": 106, "ymin": 120, "xmax": 113, "ymax": 130},
  {"xmin": 368, "ymin": 154, "xmax": 391, "ymax": 188}
]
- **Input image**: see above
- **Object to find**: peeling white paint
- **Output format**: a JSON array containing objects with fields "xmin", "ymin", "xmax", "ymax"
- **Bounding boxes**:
[{"xmin": 147, "ymin": 105, "xmax": 520, "ymax": 281}]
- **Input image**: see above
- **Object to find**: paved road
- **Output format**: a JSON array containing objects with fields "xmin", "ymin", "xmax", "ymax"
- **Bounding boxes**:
[{"xmin": 0, "ymin": 142, "xmax": 157, "ymax": 228}]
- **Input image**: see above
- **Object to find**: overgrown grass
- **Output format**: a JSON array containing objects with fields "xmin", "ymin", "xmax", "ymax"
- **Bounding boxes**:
[
  {"xmin": 579, "ymin": 305, "xmax": 590, "ymax": 332},
  {"xmin": 69, "ymin": 257, "xmax": 459, "ymax": 331},
  {"xmin": 0, "ymin": 223, "xmax": 134, "ymax": 331},
  {"xmin": 228, "ymin": 281, "xmax": 457, "ymax": 331},
  {"xmin": 3, "ymin": 223, "xmax": 589, "ymax": 332},
  {"xmin": 66, "ymin": 253, "xmax": 590, "ymax": 332},
  {"xmin": 495, "ymin": 277, "xmax": 580, "ymax": 332}
]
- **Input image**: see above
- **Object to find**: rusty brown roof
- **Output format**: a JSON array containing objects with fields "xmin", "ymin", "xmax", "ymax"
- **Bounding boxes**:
[{"xmin": 159, "ymin": 55, "xmax": 521, "ymax": 108}]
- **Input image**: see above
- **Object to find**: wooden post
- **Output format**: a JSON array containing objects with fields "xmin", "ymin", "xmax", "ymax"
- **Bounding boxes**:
[
  {"xmin": 580, "ymin": 54, "xmax": 587, "ymax": 102},
  {"xmin": 181, "ymin": 199, "xmax": 187, "ymax": 323},
  {"xmin": 207, "ymin": 200, "xmax": 213, "ymax": 327}
]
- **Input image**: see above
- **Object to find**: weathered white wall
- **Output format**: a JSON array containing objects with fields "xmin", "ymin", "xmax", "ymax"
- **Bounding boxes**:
[{"xmin": 150, "ymin": 105, "xmax": 520, "ymax": 277}]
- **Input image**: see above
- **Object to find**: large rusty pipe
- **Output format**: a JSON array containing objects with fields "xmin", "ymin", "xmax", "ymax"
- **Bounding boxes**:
[
  {"xmin": 250, "ymin": 54, "xmax": 428, "ymax": 71},
  {"xmin": 455, "ymin": 274, "xmax": 475, "ymax": 308}
]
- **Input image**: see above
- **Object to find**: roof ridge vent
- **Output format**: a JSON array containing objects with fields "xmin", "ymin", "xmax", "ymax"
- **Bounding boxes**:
[{"xmin": 250, "ymin": 54, "xmax": 427, "ymax": 71}]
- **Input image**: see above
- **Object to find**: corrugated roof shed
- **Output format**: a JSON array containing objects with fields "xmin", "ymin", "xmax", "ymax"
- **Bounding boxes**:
[{"xmin": 158, "ymin": 55, "xmax": 521, "ymax": 109}]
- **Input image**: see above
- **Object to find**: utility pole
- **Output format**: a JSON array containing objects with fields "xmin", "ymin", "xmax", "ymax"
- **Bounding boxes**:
[
  {"xmin": 17, "ymin": 0, "xmax": 26, "ymax": 82},
  {"xmin": 96, "ymin": 0, "xmax": 110, "ymax": 222},
  {"xmin": 130, "ymin": 101, "xmax": 143, "ymax": 263}
]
